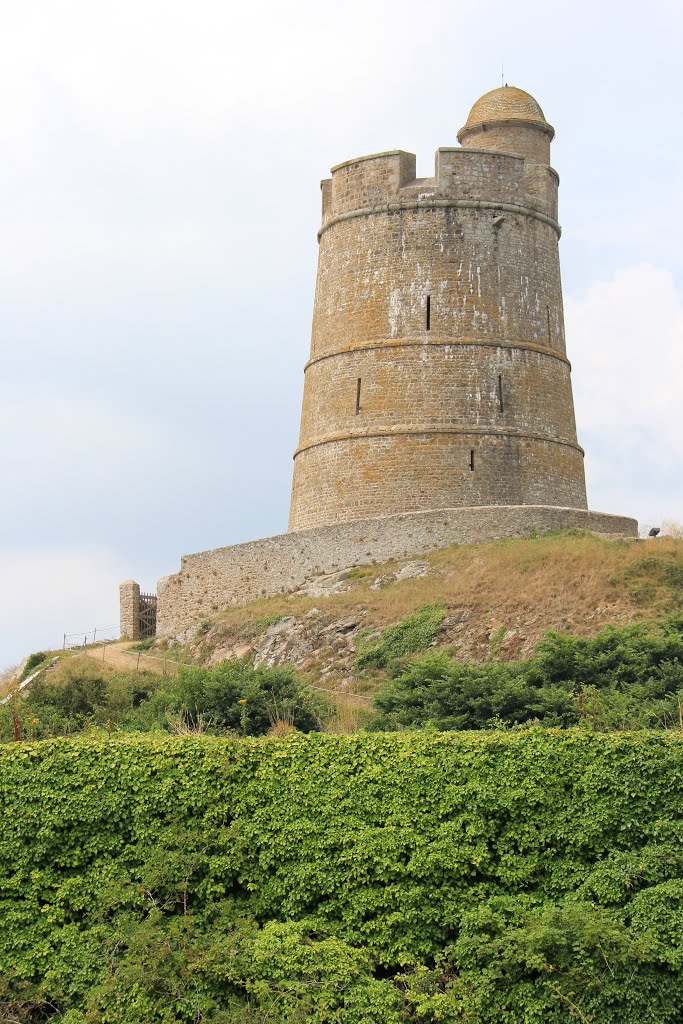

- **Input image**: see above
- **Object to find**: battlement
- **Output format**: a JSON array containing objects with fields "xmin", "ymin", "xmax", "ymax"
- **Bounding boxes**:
[
  {"xmin": 321, "ymin": 145, "xmax": 559, "ymax": 225},
  {"xmin": 322, "ymin": 149, "xmax": 415, "ymax": 219}
]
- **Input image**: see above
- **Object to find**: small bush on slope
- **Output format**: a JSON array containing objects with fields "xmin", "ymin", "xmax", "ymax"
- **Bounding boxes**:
[
  {"xmin": 354, "ymin": 603, "xmax": 445, "ymax": 670},
  {"xmin": 19, "ymin": 651, "xmax": 48, "ymax": 680},
  {"xmin": 371, "ymin": 617, "xmax": 683, "ymax": 731},
  {"xmin": 163, "ymin": 658, "xmax": 326, "ymax": 734}
]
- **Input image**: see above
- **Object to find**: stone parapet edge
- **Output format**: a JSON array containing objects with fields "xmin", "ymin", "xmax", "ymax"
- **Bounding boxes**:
[
  {"xmin": 184, "ymin": 506, "xmax": 636, "ymax": 562},
  {"xmin": 330, "ymin": 149, "xmax": 412, "ymax": 173},
  {"xmin": 319, "ymin": 199, "xmax": 561, "ymax": 240}
]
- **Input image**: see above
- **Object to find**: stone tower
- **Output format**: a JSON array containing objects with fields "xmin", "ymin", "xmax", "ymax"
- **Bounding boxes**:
[
  {"xmin": 122, "ymin": 85, "xmax": 637, "ymax": 643},
  {"xmin": 289, "ymin": 85, "xmax": 588, "ymax": 532}
]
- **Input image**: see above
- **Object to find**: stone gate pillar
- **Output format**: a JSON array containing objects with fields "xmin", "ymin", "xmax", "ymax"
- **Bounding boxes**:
[{"xmin": 120, "ymin": 580, "xmax": 141, "ymax": 640}]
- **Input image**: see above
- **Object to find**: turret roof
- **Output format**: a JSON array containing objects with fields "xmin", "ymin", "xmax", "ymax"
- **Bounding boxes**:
[{"xmin": 462, "ymin": 85, "xmax": 552, "ymax": 133}]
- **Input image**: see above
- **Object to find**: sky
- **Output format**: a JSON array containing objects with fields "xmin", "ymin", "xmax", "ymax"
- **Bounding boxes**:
[{"xmin": 1, "ymin": 0, "xmax": 682, "ymax": 667}]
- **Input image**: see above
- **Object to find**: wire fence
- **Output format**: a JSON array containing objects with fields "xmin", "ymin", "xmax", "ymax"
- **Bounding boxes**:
[
  {"xmin": 309, "ymin": 683, "xmax": 372, "ymax": 701},
  {"xmin": 63, "ymin": 627, "xmax": 119, "ymax": 650},
  {"xmin": 110, "ymin": 646, "xmax": 187, "ymax": 674}
]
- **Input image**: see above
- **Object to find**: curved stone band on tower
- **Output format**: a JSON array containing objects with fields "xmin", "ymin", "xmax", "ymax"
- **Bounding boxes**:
[{"xmin": 289, "ymin": 85, "xmax": 589, "ymax": 533}]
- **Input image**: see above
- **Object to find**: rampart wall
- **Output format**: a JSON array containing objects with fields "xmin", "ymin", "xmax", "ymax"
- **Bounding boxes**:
[{"xmin": 156, "ymin": 506, "xmax": 638, "ymax": 639}]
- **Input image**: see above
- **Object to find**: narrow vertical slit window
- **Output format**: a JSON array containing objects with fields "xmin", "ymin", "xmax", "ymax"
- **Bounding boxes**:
[
  {"xmin": 469, "ymin": 449, "xmax": 475, "ymax": 471},
  {"xmin": 355, "ymin": 377, "xmax": 362, "ymax": 414},
  {"xmin": 498, "ymin": 374, "xmax": 504, "ymax": 412},
  {"xmin": 546, "ymin": 306, "xmax": 551, "ymax": 343},
  {"xmin": 426, "ymin": 295, "xmax": 431, "ymax": 331}
]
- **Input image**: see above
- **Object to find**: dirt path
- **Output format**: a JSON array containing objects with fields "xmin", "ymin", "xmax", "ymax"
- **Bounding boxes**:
[{"xmin": 80, "ymin": 641, "xmax": 181, "ymax": 676}]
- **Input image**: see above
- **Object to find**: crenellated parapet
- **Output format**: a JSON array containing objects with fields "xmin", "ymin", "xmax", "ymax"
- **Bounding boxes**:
[{"xmin": 320, "ymin": 145, "xmax": 559, "ymax": 233}]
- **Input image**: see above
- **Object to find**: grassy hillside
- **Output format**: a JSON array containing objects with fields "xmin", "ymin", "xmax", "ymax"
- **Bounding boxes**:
[
  {"xmin": 3, "ymin": 531, "xmax": 682, "ymax": 738},
  {"xmin": 184, "ymin": 530, "xmax": 683, "ymax": 679}
]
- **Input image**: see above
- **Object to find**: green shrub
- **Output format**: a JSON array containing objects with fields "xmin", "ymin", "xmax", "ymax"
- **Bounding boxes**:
[
  {"xmin": 371, "ymin": 617, "xmax": 683, "ymax": 732},
  {"xmin": 165, "ymin": 658, "xmax": 326, "ymax": 735},
  {"xmin": 0, "ymin": 664, "xmax": 165, "ymax": 741},
  {"xmin": 354, "ymin": 603, "xmax": 445, "ymax": 670},
  {"xmin": 371, "ymin": 651, "xmax": 578, "ymax": 731},
  {"xmin": 19, "ymin": 651, "xmax": 47, "ymax": 681},
  {"xmin": 1, "ymin": 658, "xmax": 325, "ymax": 742},
  {"xmin": 28, "ymin": 665, "xmax": 108, "ymax": 719},
  {"xmin": 530, "ymin": 617, "xmax": 683, "ymax": 690},
  {"xmin": 398, "ymin": 898, "xmax": 669, "ymax": 1022}
]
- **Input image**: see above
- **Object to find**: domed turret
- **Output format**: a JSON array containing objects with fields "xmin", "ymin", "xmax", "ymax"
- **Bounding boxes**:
[
  {"xmin": 457, "ymin": 85, "xmax": 554, "ymax": 163},
  {"xmin": 461, "ymin": 85, "xmax": 553, "ymax": 132}
]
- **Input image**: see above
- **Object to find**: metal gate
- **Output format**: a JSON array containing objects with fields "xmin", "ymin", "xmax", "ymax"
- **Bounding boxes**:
[{"xmin": 139, "ymin": 593, "xmax": 157, "ymax": 638}]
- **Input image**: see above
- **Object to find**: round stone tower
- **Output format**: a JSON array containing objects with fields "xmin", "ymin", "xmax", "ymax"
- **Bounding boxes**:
[{"xmin": 288, "ymin": 85, "xmax": 588, "ymax": 532}]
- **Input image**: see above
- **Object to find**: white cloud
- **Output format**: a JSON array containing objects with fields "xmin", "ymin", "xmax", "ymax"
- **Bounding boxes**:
[
  {"xmin": 0, "ymin": 545, "xmax": 125, "ymax": 669},
  {"xmin": 566, "ymin": 264, "xmax": 683, "ymax": 527}
]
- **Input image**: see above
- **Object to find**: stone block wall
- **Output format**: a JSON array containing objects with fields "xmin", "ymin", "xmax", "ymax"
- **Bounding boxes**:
[
  {"xmin": 458, "ymin": 121, "xmax": 552, "ymax": 165},
  {"xmin": 119, "ymin": 580, "xmax": 141, "ymax": 641},
  {"xmin": 290, "ymin": 435, "xmax": 587, "ymax": 530},
  {"xmin": 155, "ymin": 506, "xmax": 638, "ymax": 640}
]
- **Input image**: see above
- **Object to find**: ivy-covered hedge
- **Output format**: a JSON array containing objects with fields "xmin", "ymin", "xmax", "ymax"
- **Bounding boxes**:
[{"xmin": 2, "ymin": 730, "xmax": 683, "ymax": 1022}]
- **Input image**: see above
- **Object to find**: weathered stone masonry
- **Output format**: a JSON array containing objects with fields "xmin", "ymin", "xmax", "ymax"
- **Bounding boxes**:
[
  {"xmin": 290, "ymin": 87, "xmax": 584, "ymax": 530},
  {"xmin": 120, "ymin": 86, "xmax": 637, "ymax": 640},
  {"xmin": 119, "ymin": 580, "xmax": 141, "ymax": 641}
]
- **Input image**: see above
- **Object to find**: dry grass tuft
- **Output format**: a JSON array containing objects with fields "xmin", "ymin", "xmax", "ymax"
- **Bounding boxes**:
[
  {"xmin": 166, "ymin": 711, "xmax": 213, "ymax": 735},
  {"xmin": 46, "ymin": 654, "xmax": 120, "ymax": 684},
  {"xmin": 320, "ymin": 690, "xmax": 374, "ymax": 733},
  {"xmin": 267, "ymin": 718, "xmax": 299, "ymax": 738}
]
